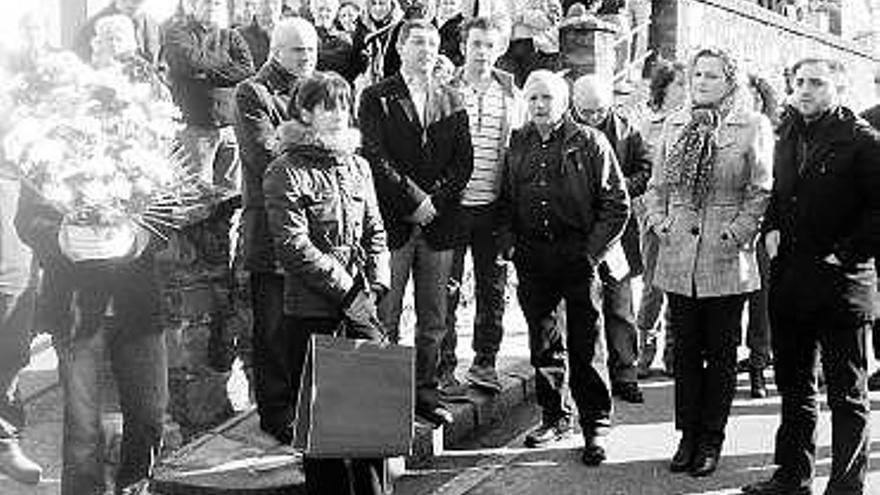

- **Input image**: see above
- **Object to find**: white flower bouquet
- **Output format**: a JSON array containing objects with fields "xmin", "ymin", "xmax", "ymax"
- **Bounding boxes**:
[{"xmin": 4, "ymin": 52, "xmax": 215, "ymax": 260}]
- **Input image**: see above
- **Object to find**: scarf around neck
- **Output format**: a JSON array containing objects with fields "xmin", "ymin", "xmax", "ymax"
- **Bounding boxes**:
[{"xmin": 663, "ymin": 94, "xmax": 734, "ymax": 206}]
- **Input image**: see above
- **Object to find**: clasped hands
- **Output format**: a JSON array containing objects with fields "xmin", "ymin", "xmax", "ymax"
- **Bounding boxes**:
[{"xmin": 408, "ymin": 197, "xmax": 437, "ymax": 226}]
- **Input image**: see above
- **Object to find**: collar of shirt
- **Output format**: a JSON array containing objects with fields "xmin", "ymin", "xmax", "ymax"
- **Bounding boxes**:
[
  {"xmin": 402, "ymin": 73, "xmax": 432, "ymax": 124},
  {"xmin": 526, "ymin": 118, "xmax": 566, "ymax": 143}
]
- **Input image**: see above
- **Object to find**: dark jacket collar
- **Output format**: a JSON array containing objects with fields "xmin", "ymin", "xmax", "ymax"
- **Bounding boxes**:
[
  {"xmin": 779, "ymin": 105, "xmax": 858, "ymax": 143},
  {"xmin": 255, "ymin": 58, "xmax": 297, "ymax": 96},
  {"xmin": 521, "ymin": 114, "xmax": 584, "ymax": 144}
]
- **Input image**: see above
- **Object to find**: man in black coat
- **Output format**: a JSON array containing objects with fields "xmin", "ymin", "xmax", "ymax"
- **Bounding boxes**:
[
  {"xmin": 163, "ymin": 0, "xmax": 255, "ymax": 190},
  {"xmin": 742, "ymin": 58, "xmax": 880, "ymax": 495},
  {"xmin": 233, "ymin": 16, "xmax": 317, "ymax": 444},
  {"xmin": 571, "ymin": 74, "xmax": 650, "ymax": 404},
  {"xmin": 358, "ymin": 18, "xmax": 473, "ymax": 427}
]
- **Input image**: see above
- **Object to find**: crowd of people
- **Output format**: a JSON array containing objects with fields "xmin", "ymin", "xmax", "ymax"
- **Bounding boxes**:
[{"xmin": 0, "ymin": 0, "xmax": 879, "ymax": 494}]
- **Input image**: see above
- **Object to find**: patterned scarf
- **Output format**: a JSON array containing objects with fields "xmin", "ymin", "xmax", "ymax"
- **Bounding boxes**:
[{"xmin": 663, "ymin": 94, "xmax": 733, "ymax": 207}]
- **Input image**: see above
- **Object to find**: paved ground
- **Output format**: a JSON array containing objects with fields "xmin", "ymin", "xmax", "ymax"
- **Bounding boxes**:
[
  {"xmin": 5, "ymin": 273, "xmax": 880, "ymax": 495},
  {"xmin": 395, "ymin": 375, "xmax": 880, "ymax": 495}
]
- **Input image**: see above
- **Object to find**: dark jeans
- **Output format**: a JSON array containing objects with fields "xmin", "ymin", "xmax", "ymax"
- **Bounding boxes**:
[
  {"xmin": 0, "ymin": 288, "xmax": 35, "ymax": 440},
  {"xmin": 514, "ymin": 240, "xmax": 611, "ymax": 435},
  {"xmin": 770, "ymin": 255, "xmax": 872, "ymax": 493},
  {"xmin": 379, "ymin": 229, "xmax": 454, "ymax": 411},
  {"xmin": 440, "ymin": 203, "xmax": 508, "ymax": 375},
  {"xmin": 56, "ymin": 323, "xmax": 168, "ymax": 495},
  {"xmin": 668, "ymin": 292, "xmax": 745, "ymax": 447},
  {"xmin": 599, "ymin": 266, "xmax": 638, "ymax": 384},
  {"xmin": 249, "ymin": 272, "xmax": 291, "ymax": 438},
  {"xmin": 285, "ymin": 316, "xmax": 387, "ymax": 495},
  {"xmin": 745, "ymin": 235, "xmax": 772, "ymax": 369}
]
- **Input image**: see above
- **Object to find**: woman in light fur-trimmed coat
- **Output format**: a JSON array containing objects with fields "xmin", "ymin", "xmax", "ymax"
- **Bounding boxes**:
[{"xmin": 643, "ymin": 47, "xmax": 773, "ymax": 478}]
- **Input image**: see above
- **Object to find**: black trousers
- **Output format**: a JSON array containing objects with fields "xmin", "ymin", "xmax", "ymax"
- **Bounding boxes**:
[
  {"xmin": 249, "ymin": 272, "xmax": 294, "ymax": 439},
  {"xmin": 769, "ymin": 256, "xmax": 872, "ymax": 493},
  {"xmin": 514, "ymin": 241, "xmax": 611, "ymax": 435},
  {"xmin": 667, "ymin": 292, "xmax": 745, "ymax": 447},
  {"xmin": 286, "ymin": 316, "xmax": 388, "ymax": 495}
]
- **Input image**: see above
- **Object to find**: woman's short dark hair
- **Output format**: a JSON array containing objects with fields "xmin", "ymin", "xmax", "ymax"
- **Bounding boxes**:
[
  {"xmin": 294, "ymin": 71, "xmax": 353, "ymax": 115},
  {"xmin": 648, "ymin": 58, "xmax": 686, "ymax": 111}
]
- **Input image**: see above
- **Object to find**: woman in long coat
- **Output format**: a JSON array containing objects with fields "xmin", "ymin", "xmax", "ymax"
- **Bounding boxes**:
[{"xmin": 643, "ymin": 47, "xmax": 773, "ymax": 477}]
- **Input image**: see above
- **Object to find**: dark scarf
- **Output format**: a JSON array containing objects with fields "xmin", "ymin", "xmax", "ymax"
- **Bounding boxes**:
[{"xmin": 663, "ymin": 94, "xmax": 733, "ymax": 206}]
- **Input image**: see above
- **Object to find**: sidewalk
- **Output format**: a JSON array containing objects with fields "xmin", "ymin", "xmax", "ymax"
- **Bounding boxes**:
[{"xmin": 150, "ymin": 280, "xmax": 534, "ymax": 494}]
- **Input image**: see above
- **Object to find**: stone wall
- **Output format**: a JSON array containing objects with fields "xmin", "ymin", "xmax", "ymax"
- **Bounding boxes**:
[{"xmin": 651, "ymin": 0, "xmax": 880, "ymax": 111}]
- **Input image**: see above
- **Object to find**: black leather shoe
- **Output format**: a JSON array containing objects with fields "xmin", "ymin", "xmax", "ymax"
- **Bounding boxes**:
[
  {"xmin": 524, "ymin": 418, "xmax": 573, "ymax": 448},
  {"xmin": 581, "ymin": 435, "xmax": 607, "ymax": 466},
  {"xmin": 416, "ymin": 405, "xmax": 453, "ymax": 427},
  {"xmin": 749, "ymin": 367, "xmax": 768, "ymax": 398},
  {"xmin": 612, "ymin": 382, "xmax": 645, "ymax": 403},
  {"xmin": 689, "ymin": 443, "xmax": 720, "ymax": 477},
  {"xmin": 741, "ymin": 476, "xmax": 812, "ymax": 495},
  {"xmin": 669, "ymin": 433, "xmax": 698, "ymax": 473}
]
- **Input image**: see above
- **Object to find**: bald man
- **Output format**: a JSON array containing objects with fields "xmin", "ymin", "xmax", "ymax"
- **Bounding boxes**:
[
  {"xmin": 572, "ymin": 74, "xmax": 651, "ymax": 404},
  {"xmin": 233, "ymin": 16, "xmax": 318, "ymax": 444}
]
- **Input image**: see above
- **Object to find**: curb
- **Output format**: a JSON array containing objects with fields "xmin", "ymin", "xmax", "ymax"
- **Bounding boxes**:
[
  {"xmin": 409, "ymin": 360, "xmax": 535, "ymax": 464},
  {"xmin": 151, "ymin": 358, "xmax": 535, "ymax": 494}
]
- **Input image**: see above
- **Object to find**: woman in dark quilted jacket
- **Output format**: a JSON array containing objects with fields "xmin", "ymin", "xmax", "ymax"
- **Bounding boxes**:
[{"xmin": 263, "ymin": 71, "xmax": 392, "ymax": 495}]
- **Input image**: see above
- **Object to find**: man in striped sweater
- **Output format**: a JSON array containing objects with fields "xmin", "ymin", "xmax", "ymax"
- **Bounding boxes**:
[{"xmin": 440, "ymin": 17, "xmax": 524, "ymax": 394}]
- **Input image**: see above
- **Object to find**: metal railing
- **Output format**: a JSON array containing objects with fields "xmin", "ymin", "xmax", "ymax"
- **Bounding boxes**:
[{"xmin": 611, "ymin": 17, "xmax": 653, "ymax": 83}]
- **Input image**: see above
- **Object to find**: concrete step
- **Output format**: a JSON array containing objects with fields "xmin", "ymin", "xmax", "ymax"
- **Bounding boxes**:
[{"xmin": 150, "ymin": 356, "xmax": 535, "ymax": 494}]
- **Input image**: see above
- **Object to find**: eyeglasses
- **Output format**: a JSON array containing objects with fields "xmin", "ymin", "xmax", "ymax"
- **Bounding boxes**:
[{"xmin": 572, "ymin": 106, "xmax": 608, "ymax": 122}]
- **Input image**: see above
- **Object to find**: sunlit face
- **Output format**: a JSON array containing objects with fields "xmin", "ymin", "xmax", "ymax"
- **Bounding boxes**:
[
  {"xmin": 792, "ymin": 62, "xmax": 841, "ymax": 119},
  {"xmin": 690, "ymin": 55, "xmax": 732, "ymax": 106},
  {"xmin": 369, "ymin": 0, "xmax": 393, "ymax": 21},
  {"xmin": 311, "ymin": 0, "xmax": 339, "ymax": 28},
  {"xmin": 91, "ymin": 19, "xmax": 137, "ymax": 67},
  {"xmin": 274, "ymin": 26, "xmax": 318, "ymax": 76},
  {"xmin": 463, "ymin": 27, "xmax": 505, "ymax": 73},
  {"xmin": 436, "ymin": 0, "xmax": 460, "ymax": 20},
  {"xmin": 398, "ymin": 27, "xmax": 440, "ymax": 77},
  {"xmin": 572, "ymin": 90, "xmax": 608, "ymax": 128},
  {"xmin": 191, "ymin": 0, "xmax": 226, "ymax": 26},
  {"xmin": 408, "ymin": 0, "xmax": 436, "ymax": 22},
  {"xmin": 526, "ymin": 79, "xmax": 567, "ymax": 127},
  {"xmin": 114, "ymin": 0, "xmax": 146, "ymax": 16},
  {"xmin": 255, "ymin": 0, "xmax": 281, "ymax": 27},
  {"xmin": 303, "ymin": 102, "xmax": 351, "ymax": 138},
  {"xmin": 337, "ymin": 4, "xmax": 360, "ymax": 33}
]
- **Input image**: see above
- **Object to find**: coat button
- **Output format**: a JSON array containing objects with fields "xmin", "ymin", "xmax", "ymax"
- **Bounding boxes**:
[{"xmin": 690, "ymin": 226, "xmax": 700, "ymax": 236}]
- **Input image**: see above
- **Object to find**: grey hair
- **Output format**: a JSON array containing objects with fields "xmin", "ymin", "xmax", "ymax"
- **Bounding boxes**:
[{"xmin": 523, "ymin": 70, "xmax": 570, "ymax": 103}]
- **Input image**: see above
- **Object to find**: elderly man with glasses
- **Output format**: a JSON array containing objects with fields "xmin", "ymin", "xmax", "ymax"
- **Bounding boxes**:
[{"xmin": 570, "ymin": 74, "xmax": 652, "ymax": 404}]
